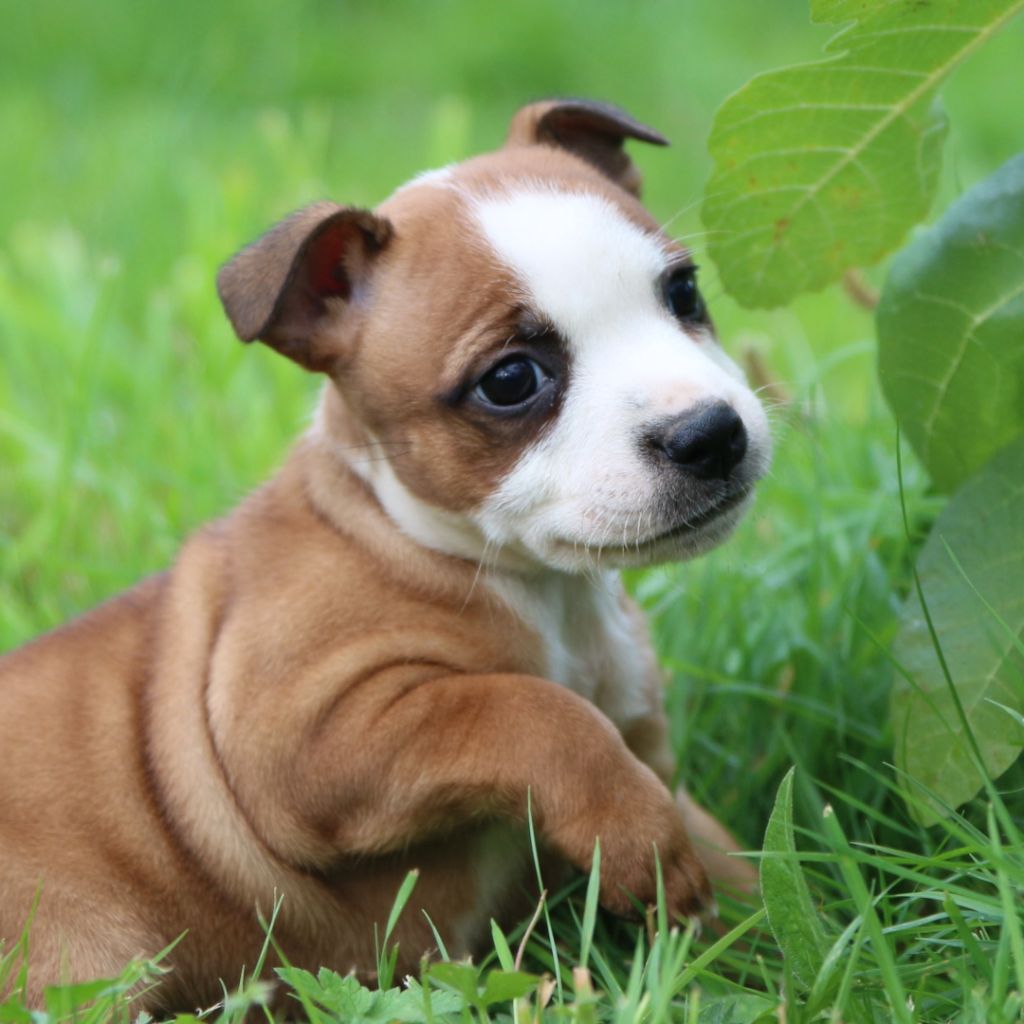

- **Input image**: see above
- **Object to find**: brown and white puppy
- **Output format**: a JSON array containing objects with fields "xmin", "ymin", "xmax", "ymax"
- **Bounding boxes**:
[{"xmin": 0, "ymin": 99, "xmax": 770, "ymax": 1011}]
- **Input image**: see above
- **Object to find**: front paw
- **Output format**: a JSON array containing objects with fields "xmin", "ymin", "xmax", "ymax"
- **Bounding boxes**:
[
  {"xmin": 596, "ymin": 811, "xmax": 710, "ymax": 920},
  {"xmin": 552, "ymin": 768, "xmax": 711, "ymax": 920}
]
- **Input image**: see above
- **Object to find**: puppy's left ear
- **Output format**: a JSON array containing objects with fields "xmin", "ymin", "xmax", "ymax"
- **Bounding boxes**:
[
  {"xmin": 217, "ymin": 201, "xmax": 393, "ymax": 373},
  {"xmin": 505, "ymin": 98, "xmax": 668, "ymax": 197}
]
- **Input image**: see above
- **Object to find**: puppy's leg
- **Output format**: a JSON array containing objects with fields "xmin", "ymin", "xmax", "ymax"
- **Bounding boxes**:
[{"xmin": 304, "ymin": 671, "xmax": 710, "ymax": 920}]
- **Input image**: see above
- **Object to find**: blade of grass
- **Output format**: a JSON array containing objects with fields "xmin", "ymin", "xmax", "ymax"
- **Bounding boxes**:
[
  {"xmin": 579, "ymin": 839, "xmax": 601, "ymax": 971},
  {"xmin": 422, "ymin": 910, "xmax": 451, "ymax": 962},
  {"xmin": 526, "ymin": 790, "xmax": 563, "ymax": 1003},
  {"xmin": 490, "ymin": 920, "xmax": 514, "ymax": 973},
  {"xmin": 821, "ymin": 804, "xmax": 912, "ymax": 1024},
  {"xmin": 376, "ymin": 869, "xmax": 419, "ymax": 989},
  {"xmin": 671, "ymin": 907, "xmax": 766, "ymax": 995},
  {"xmin": 988, "ymin": 804, "xmax": 1024, "ymax": 1003},
  {"xmin": 942, "ymin": 892, "xmax": 990, "ymax": 981}
]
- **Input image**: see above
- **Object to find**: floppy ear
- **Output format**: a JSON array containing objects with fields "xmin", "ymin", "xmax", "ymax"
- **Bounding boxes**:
[
  {"xmin": 505, "ymin": 98, "xmax": 668, "ymax": 197},
  {"xmin": 217, "ymin": 201, "xmax": 393, "ymax": 372}
]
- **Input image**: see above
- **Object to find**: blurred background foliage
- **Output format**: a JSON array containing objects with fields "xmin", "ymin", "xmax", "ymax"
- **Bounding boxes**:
[{"xmin": 4, "ymin": 0, "xmax": 1020, "ymax": 316}]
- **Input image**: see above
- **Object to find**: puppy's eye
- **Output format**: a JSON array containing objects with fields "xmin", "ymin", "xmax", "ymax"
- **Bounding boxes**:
[
  {"xmin": 474, "ymin": 357, "xmax": 547, "ymax": 408},
  {"xmin": 664, "ymin": 267, "xmax": 706, "ymax": 323}
]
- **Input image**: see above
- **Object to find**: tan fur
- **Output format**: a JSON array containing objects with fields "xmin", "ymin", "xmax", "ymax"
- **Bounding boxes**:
[{"xmin": 0, "ymin": 100, "xmax": 756, "ymax": 1012}]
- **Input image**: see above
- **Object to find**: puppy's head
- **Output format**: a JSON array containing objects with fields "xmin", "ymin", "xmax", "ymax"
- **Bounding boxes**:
[{"xmin": 218, "ymin": 99, "xmax": 771, "ymax": 572}]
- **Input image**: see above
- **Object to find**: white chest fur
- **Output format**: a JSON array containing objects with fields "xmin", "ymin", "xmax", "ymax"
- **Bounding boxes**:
[{"xmin": 483, "ymin": 569, "xmax": 656, "ymax": 728}]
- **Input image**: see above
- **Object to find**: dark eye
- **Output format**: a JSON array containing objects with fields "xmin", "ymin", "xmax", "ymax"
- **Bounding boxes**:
[
  {"xmin": 474, "ymin": 357, "xmax": 546, "ymax": 408},
  {"xmin": 665, "ymin": 267, "xmax": 706, "ymax": 322}
]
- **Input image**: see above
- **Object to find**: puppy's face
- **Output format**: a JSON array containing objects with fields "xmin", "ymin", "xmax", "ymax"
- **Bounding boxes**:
[
  {"xmin": 218, "ymin": 102, "xmax": 771, "ymax": 572},
  {"xmin": 471, "ymin": 183, "xmax": 769, "ymax": 570}
]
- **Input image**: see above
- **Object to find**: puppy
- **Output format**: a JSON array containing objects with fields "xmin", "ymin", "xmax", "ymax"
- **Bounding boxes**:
[{"xmin": 0, "ymin": 99, "xmax": 770, "ymax": 1011}]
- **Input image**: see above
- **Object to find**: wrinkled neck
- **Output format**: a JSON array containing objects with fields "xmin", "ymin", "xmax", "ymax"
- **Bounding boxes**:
[{"xmin": 307, "ymin": 385, "xmax": 545, "ymax": 575}]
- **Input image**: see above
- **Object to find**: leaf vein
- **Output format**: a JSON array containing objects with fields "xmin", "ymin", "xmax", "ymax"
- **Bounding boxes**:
[
  {"xmin": 742, "ymin": 0, "xmax": 1024, "ymax": 297},
  {"xmin": 920, "ymin": 275, "xmax": 1024, "ymax": 456}
]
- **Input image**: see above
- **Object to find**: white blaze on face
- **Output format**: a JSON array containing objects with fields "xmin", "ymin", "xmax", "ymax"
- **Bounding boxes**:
[{"xmin": 471, "ymin": 187, "xmax": 771, "ymax": 569}]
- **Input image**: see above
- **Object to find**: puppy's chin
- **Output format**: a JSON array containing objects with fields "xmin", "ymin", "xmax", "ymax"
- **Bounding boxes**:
[{"xmin": 528, "ymin": 493, "xmax": 755, "ymax": 573}]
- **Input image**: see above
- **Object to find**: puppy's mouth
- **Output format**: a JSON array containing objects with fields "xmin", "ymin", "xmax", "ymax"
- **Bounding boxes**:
[
  {"xmin": 553, "ymin": 484, "xmax": 754, "ymax": 559},
  {"xmin": 639, "ymin": 486, "xmax": 752, "ymax": 546}
]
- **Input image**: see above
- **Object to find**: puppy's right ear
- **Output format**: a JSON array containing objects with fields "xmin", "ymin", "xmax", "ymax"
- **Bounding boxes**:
[
  {"xmin": 217, "ymin": 202, "xmax": 393, "ymax": 373},
  {"xmin": 505, "ymin": 99, "xmax": 668, "ymax": 197}
]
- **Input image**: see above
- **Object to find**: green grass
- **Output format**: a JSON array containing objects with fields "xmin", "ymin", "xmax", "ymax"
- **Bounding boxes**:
[{"xmin": 2, "ymin": 1, "xmax": 1023, "ymax": 1020}]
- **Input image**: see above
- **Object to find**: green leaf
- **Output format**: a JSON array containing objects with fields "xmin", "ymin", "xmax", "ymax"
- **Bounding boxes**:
[
  {"xmin": 697, "ymin": 992, "xmax": 777, "ymax": 1023},
  {"xmin": 878, "ymin": 153, "xmax": 1024, "ymax": 491},
  {"xmin": 398, "ymin": 977, "xmax": 465, "ymax": 1021},
  {"xmin": 810, "ymin": 0, "xmax": 888, "ymax": 22},
  {"xmin": 428, "ymin": 963, "xmax": 537, "ymax": 1011},
  {"xmin": 278, "ymin": 968, "xmax": 368, "ymax": 1018},
  {"xmin": 373, "ymin": 985, "xmax": 464, "ymax": 1024},
  {"xmin": 760, "ymin": 767, "xmax": 830, "ymax": 991},
  {"xmin": 43, "ymin": 977, "xmax": 119, "ymax": 1017},
  {"xmin": 701, "ymin": 0, "xmax": 1024, "ymax": 308},
  {"xmin": 892, "ymin": 436, "xmax": 1024, "ymax": 821},
  {"xmin": 479, "ymin": 969, "xmax": 539, "ymax": 1006},
  {"xmin": 0, "ymin": 1000, "xmax": 33, "ymax": 1024},
  {"xmin": 276, "ymin": 967, "xmax": 466, "ymax": 1024},
  {"xmin": 428, "ymin": 962, "xmax": 482, "ymax": 1004}
]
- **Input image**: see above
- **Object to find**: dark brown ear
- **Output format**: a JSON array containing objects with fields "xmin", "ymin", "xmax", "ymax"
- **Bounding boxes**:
[
  {"xmin": 505, "ymin": 98, "xmax": 668, "ymax": 197},
  {"xmin": 217, "ymin": 201, "xmax": 393, "ymax": 372}
]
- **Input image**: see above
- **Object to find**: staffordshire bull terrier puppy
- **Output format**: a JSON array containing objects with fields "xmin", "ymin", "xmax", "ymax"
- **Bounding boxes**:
[{"xmin": 0, "ymin": 98, "xmax": 770, "ymax": 1011}]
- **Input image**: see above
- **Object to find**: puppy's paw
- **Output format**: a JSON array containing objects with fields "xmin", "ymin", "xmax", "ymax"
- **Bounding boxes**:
[
  {"xmin": 551, "ymin": 764, "xmax": 711, "ymax": 921},
  {"xmin": 596, "ymin": 810, "xmax": 711, "ymax": 920}
]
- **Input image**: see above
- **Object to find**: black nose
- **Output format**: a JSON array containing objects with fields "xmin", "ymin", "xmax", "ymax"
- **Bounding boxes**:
[{"xmin": 655, "ymin": 402, "xmax": 748, "ymax": 480}]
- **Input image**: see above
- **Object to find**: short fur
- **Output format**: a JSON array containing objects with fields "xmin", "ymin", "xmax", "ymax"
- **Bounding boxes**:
[{"xmin": 0, "ymin": 99, "xmax": 767, "ymax": 1012}]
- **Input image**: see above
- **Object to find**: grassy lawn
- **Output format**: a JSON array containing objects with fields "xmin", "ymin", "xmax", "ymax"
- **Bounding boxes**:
[{"xmin": 1, "ymin": 2, "xmax": 1022, "ymax": 1020}]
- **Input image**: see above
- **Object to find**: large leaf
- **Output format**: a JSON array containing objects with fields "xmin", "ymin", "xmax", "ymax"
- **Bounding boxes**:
[
  {"xmin": 760, "ymin": 767, "xmax": 830, "ymax": 991},
  {"xmin": 878, "ymin": 154, "xmax": 1024, "ymax": 492},
  {"xmin": 892, "ymin": 437, "xmax": 1024, "ymax": 822},
  {"xmin": 701, "ymin": 0, "xmax": 1024, "ymax": 308}
]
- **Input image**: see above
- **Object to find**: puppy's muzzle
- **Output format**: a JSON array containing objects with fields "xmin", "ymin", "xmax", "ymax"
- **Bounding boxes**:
[{"xmin": 651, "ymin": 401, "xmax": 749, "ymax": 481}]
